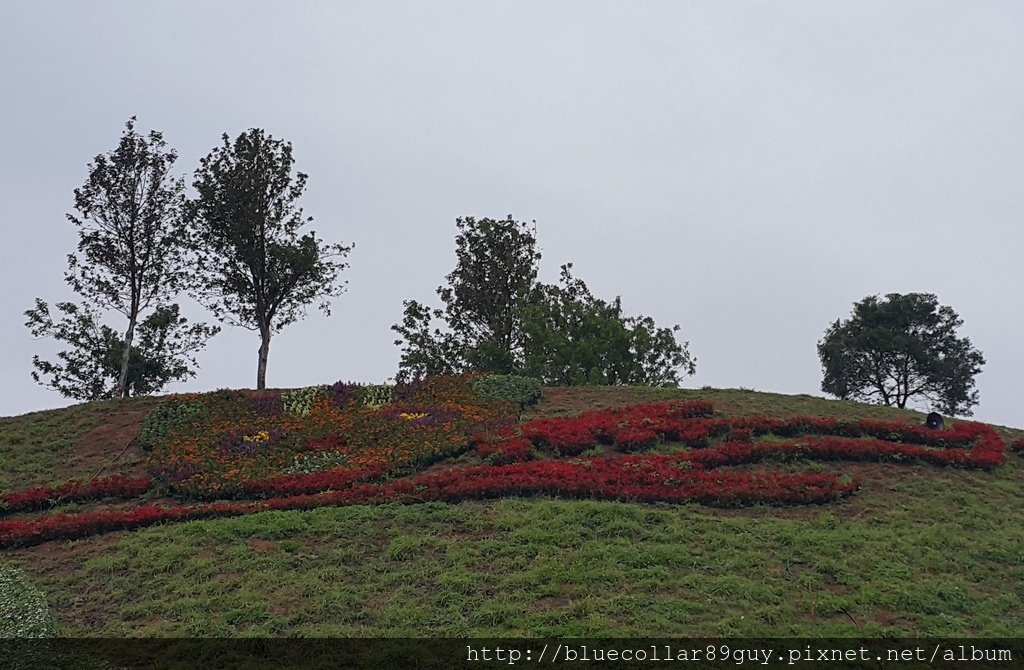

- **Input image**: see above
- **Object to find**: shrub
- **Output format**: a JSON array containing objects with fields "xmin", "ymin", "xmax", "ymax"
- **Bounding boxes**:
[
  {"xmin": 0, "ymin": 566, "xmax": 54, "ymax": 637},
  {"xmin": 476, "ymin": 437, "xmax": 535, "ymax": 464},
  {"xmin": 613, "ymin": 427, "xmax": 659, "ymax": 451},
  {"xmin": 392, "ymin": 377, "xmax": 429, "ymax": 402},
  {"xmin": 472, "ymin": 375, "xmax": 544, "ymax": 410},
  {"xmin": 728, "ymin": 427, "xmax": 753, "ymax": 442},
  {"xmin": 138, "ymin": 398, "xmax": 206, "ymax": 451},
  {"xmin": 0, "ymin": 475, "xmax": 152, "ymax": 514}
]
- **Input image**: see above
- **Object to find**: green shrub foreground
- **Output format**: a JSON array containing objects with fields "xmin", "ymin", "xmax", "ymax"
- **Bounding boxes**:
[{"xmin": 0, "ymin": 565, "xmax": 53, "ymax": 637}]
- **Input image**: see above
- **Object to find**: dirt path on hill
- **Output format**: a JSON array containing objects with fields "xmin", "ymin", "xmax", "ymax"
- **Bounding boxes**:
[{"xmin": 59, "ymin": 406, "xmax": 154, "ymax": 482}]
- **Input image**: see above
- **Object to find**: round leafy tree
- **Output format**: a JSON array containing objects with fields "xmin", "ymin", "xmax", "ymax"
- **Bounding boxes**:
[{"xmin": 817, "ymin": 293, "xmax": 985, "ymax": 416}]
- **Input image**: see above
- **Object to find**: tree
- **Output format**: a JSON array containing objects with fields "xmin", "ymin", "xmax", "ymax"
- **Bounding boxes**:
[
  {"xmin": 391, "ymin": 300, "xmax": 465, "ymax": 381},
  {"xmin": 817, "ymin": 293, "xmax": 985, "ymax": 416},
  {"xmin": 393, "ymin": 216, "xmax": 696, "ymax": 386},
  {"xmin": 521, "ymin": 264, "xmax": 696, "ymax": 386},
  {"xmin": 392, "ymin": 216, "xmax": 540, "ymax": 381},
  {"xmin": 25, "ymin": 300, "xmax": 216, "ymax": 401},
  {"xmin": 26, "ymin": 117, "xmax": 217, "ymax": 399},
  {"xmin": 188, "ymin": 129, "xmax": 353, "ymax": 390}
]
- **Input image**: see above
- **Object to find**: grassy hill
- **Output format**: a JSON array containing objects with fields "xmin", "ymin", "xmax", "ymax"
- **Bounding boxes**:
[{"xmin": 0, "ymin": 386, "xmax": 1022, "ymax": 637}]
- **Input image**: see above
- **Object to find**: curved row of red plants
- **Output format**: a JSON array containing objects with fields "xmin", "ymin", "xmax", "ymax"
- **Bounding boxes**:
[
  {"xmin": 0, "ymin": 475, "xmax": 153, "ymax": 515},
  {"xmin": 474, "ymin": 401, "xmax": 1005, "ymax": 468},
  {"xmin": 0, "ymin": 400, "xmax": 1011, "ymax": 548},
  {"xmin": 0, "ymin": 458, "xmax": 859, "ymax": 548}
]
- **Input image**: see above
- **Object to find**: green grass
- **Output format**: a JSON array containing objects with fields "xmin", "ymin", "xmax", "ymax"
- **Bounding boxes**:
[
  {"xmin": 535, "ymin": 386, "xmax": 927, "ymax": 422},
  {"xmin": 2, "ymin": 386, "xmax": 1023, "ymax": 637}
]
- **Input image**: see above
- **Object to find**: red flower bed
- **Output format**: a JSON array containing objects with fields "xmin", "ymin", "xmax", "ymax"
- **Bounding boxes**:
[
  {"xmin": 0, "ymin": 455, "xmax": 859, "ymax": 548},
  {"xmin": 518, "ymin": 400, "xmax": 714, "ymax": 453},
  {"xmin": 0, "ymin": 476, "xmax": 153, "ymax": 515},
  {"xmin": 685, "ymin": 434, "xmax": 1003, "ymax": 469},
  {"xmin": 0, "ymin": 503, "xmax": 249, "ymax": 547},
  {"xmin": 512, "ymin": 405, "xmax": 1003, "ymax": 466},
  {"xmin": 613, "ymin": 427, "xmax": 659, "ymax": 451},
  {"xmin": 475, "ymin": 438, "xmax": 534, "ymax": 465},
  {"xmin": 378, "ymin": 457, "xmax": 858, "ymax": 507},
  {"xmin": 239, "ymin": 466, "xmax": 387, "ymax": 498}
]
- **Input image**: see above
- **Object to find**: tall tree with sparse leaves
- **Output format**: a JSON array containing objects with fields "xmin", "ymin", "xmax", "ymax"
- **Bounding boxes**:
[
  {"xmin": 26, "ymin": 117, "xmax": 217, "ymax": 399},
  {"xmin": 188, "ymin": 129, "xmax": 353, "ymax": 390},
  {"xmin": 818, "ymin": 293, "xmax": 985, "ymax": 416},
  {"xmin": 392, "ymin": 215, "xmax": 540, "ymax": 381}
]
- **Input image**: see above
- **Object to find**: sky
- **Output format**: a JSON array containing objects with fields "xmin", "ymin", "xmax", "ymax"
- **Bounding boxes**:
[{"xmin": 2, "ymin": 1, "xmax": 1022, "ymax": 427}]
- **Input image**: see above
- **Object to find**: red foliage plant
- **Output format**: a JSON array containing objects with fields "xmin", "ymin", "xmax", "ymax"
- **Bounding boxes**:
[
  {"xmin": 475, "ymin": 438, "xmax": 534, "ymax": 465},
  {"xmin": 0, "ymin": 476, "xmax": 152, "ymax": 515}
]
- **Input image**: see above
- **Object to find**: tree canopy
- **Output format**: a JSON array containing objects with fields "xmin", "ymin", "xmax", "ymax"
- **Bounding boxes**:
[
  {"xmin": 26, "ymin": 117, "xmax": 217, "ymax": 399},
  {"xmin": 817, "ymin": 293, "xmax": 985, "ymax": 416},
  {"xmin": 392, "ymin": 216, "xmax": 540, "ymax": 380},
  {"xmin": 26, "ymin": 300, "xmax": 217, "ymax": 400},
  {"xmin": 521, "ymin": 264, "xmax": 694, "ymax": 386},
  {"xmin": 393, "ymin": 216, "xmax": 695, "ymax": 386},
  {"xmin": 188, "ymin": 129, "xmax": 353, "ymax": 390}
]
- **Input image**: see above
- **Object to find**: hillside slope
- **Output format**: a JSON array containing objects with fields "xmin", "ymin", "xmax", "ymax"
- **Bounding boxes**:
[{"xmin": 0, "ymin": 386, "xmax": 1021, "ymax": 637}]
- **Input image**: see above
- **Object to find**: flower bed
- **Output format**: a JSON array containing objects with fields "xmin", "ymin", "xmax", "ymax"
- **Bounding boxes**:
[
  {"xmin": 144, "ymin": 375, "xmax": 515, "ymax": 497},
  {"xmin": 0, "ymin": 385, "xmax": 1012, "ymax": 548},
  {"xmin": 0, "ymin": 456, "xmax": 859, "ymax": 548},
  {"xmin": 0, "ymin": 476, "xmax": 153, "ymax": 515},
  {"xmin": 488, "ymin": 402, "xmax": 1003, "ymax": 468}
]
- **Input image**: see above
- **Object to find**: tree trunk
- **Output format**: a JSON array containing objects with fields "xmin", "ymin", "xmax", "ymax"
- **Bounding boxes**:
[
  {"xmin": 116, "ymin": 314, "xmax": 138, "ymax": 399},
  {"xmin": 256, "ymin": 326, "xmax": 271, "ymax": 390}
]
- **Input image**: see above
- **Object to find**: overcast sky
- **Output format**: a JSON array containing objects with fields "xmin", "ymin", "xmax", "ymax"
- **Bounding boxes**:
[{"xmin": 3, "ymin": 1, "xmax": 1022, "ymax": 427}]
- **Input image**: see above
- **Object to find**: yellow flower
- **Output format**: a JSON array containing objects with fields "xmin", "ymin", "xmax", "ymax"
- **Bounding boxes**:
[{"xmin": 242, "ymin": 430, "xmax": 271, "ymax": 443}]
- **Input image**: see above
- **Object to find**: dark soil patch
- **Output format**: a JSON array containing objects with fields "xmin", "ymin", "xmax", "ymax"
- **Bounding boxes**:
[
  {"xmin": 250, "ymin": 539, "xmax": 276, "ymax": 553},
  {"xmin": 59, "ymin": 403, "xmax": 159, "ymax": 482},
  {"xmin": 6, "ymin": 532, "xmax": 123, "ymax": 582},
  {"xmin": 530, "ymin": 594, "xmax": 571, "ymax": 610},
  {"xmin": 871, "ymin": 608, "xmax": 918, "ymax": 631}
]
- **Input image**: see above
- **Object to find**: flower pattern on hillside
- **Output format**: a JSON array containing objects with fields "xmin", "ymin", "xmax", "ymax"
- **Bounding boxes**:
[{"xmin": 0, "ymin": 376, "xmax": 1010, "ymax": 548}]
